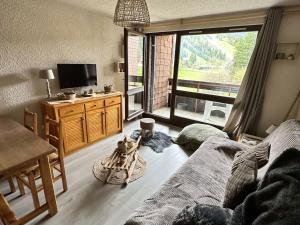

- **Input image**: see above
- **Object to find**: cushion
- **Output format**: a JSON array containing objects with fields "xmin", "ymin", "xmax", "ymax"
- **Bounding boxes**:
[
  {"xmin": 173, "ymin": 204, "xmax": 232, "ymax": 225},
  {"xmin": 173, "ymin": 124, "xmax": 229, "ymax": 151},
  {"xmin": 231, "ymin": 142, "xmax": 270, "ymax": 174},
  {"xmin": 258, "ymin": 119, "xmax": 300, "ymax": 179},
  {"xmin": 223, "ymin": 152, "xmax": 258, "ymax": 209},
  {"xmin": 215, "ymin": 141, "xmax": 249, "ymax": 154},
  {"xmin": 255, "ymin": 142, "xmax": 271, "ymax": 168}
]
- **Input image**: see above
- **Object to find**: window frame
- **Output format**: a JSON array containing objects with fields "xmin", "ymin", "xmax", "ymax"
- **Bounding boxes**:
[
  {"xmin": 124, "ymin": 29, "xmax": 148, "ymax": 120},
  {"xmin": 144, "ymin": 25, "xmax": 262, "ymax": 128}
]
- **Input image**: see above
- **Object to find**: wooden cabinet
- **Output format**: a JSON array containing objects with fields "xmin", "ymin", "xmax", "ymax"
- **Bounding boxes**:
[
  {"xmin": 86, "ymin": 108, "xmax": 106, "ymax": 143},
  {"xmin": 106, "ymin": 104, "xmax": 122, "ymax": 136},
  {"xmin": 59, "ymin": 104, "xmax": 85, "ymax": 117},
  {"xmin": 42, "ymin": 93, "xmax": 123, "ymax": 155},
  {"xmin": 62, "ymin": 113, "xmax": 87, "ymax": 154},
  {"xmin": 85, "ymin": 100, "xmax": 105, "ymax": 111}
]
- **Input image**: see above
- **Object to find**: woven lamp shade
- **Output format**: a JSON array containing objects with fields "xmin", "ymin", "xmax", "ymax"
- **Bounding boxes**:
[{"xmin": 114, "ymin": 0, "xmax": 150, "ymax": 28}]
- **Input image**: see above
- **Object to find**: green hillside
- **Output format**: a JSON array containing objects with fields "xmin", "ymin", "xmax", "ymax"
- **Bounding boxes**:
[{"xmin": 178, "ymin": 32, "xmax": 257, "ymax": 84}]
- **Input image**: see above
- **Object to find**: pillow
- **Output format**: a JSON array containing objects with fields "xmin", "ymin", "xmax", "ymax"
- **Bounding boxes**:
[
  {"xmin": 173, "ymin": 124, "xmax": 229, "ymax": 151},
  {"xmin": 223, "ymin": 152, "xmax": 258, "ymax": 209},
  {"xmin": 215, "ymin": 141, "xmax": 249, "ymax": 153},
  {"xmin": 255, "ymin": 142, "xmax": 271, "ymax": 168},
  {"xmin": 257, "ymin": 120, "xmax": 300, "ymax": 180},
  {"xmin": 231, "ymin": 142, "xmax": 270, "ymax": 174},
  {"xmin": 173, "ymin": 204, "xmax": 232, "ymax": 225}
]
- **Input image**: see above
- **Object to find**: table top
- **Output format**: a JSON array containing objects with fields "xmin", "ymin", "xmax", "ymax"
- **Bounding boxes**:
[{"xmin": 0, "ymin": 117, "xmax": 56, "ymax": 175}]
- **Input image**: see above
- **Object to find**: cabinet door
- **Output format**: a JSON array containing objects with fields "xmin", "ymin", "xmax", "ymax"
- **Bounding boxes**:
[
  {"xmin": 105, "ymin": 104, "xmax": 122, "ymax": 136},
  {"xmin": 62, "ymin": 113, "xmax": 87, "ymax": 154},
  {"xmin": 86, "ymin": 108, "xmax": 106, "ymax": 143}
]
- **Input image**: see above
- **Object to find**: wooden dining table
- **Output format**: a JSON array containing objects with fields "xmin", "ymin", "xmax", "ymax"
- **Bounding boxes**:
[{"xmin": 0, "ymin": 117, "xmax": 58, "ymax": 224}]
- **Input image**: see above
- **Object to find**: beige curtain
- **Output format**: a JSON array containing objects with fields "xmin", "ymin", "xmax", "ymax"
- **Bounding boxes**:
[{"xmin": 224, "ymin": 7, "xmax": 283, "ymax": 138}]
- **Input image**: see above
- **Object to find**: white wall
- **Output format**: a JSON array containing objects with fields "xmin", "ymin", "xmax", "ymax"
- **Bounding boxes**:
[
  {"xmin": 257, "ymin": 13, "xmax": 300, "ymax": 136},
  {"xmin": 0, "ymin": 0, "xmax": 124, "ymax": 127}
]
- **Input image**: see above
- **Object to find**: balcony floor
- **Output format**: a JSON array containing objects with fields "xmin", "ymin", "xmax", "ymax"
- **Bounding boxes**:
[{"xmin": 153, "ymin": 106, "xmax": 227, "ymax": 127}]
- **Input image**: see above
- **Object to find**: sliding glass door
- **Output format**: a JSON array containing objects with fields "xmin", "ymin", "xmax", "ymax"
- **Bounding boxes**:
[
  {"xmin": 145, "ymin": 26, "xmax": 260, "ymax": 128},
  {"xmin": 147, "ymin": 34, "xmax": 176, "ymax": 119},
  {"xmin": 125, "ymin": 30, "xmax": 146, "ymax": 120}
]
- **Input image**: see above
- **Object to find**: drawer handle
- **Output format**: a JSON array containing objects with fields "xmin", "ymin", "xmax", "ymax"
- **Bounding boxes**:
[
  {"xmin": 67, "ymin": 110, "xmax": 74, "ymax": 113},
  {"xmin": 92, "ymin": 104, "xmax": 97, "ymax": 107},
  {"xmin": 110, "ymin": 101, "xmax": 115, "ymax": 104}
]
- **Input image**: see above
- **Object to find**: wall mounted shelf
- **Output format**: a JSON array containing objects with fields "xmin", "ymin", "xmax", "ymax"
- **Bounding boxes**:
[
  {"xmin": 115, "ymin": 58, "xmax": 125, "ymax": 74},
  {"xmin": 275, "ymin": 42, "xmax": 299, "ymax": 61}
]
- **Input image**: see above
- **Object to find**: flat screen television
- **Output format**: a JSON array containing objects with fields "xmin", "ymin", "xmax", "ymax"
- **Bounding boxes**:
[{"xmin": 57, "ymin": 64, "xmax": 97, "ymax": 89}]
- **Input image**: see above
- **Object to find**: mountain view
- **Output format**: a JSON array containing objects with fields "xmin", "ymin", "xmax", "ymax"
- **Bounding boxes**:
[{"xmin": 178, "ymin": 32, "xmax": 258, "ymax": 85}]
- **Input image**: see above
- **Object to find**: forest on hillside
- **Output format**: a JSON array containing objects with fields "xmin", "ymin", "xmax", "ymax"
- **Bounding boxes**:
[{"xmin": 178, "ymin": 31, "xmax": 258, "ymax": 85}]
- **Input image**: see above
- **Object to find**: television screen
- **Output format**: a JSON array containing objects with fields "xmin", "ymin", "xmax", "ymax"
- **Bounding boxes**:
[{"xmin": 57, "ymin": 64, "xmax": 97, "ymax": 89}]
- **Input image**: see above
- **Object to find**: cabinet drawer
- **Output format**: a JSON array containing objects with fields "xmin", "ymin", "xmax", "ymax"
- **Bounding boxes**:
[
  {"xmin": 85, "ymin": 100, "xmax": 105, "ymax": 111},
  {"xmin": 59, "ymin": 104, "xmax": 85, "ymax": 117},
  {"xmin": 105, "ymin": 96, "xmax": 121, "ymax": 107}
]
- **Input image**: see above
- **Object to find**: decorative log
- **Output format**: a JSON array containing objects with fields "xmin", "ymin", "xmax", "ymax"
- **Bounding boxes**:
[
  {"xmin": 103, "ymin": 135, "xmax": 142, "ymax": 184},
  {"xmin": 125, "ymin": 152, "xmax": 139, "ymax": 184}
]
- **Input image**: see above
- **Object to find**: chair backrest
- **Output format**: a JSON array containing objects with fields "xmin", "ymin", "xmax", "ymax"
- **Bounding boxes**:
[
  {"xmin": 24, "ymin": 108, "xmax": 38, "ymax": 135},
  {"xmin": 44, "ymin": 116, "xmax": 65, "ymax": 159},
  {"xmin": 0, "ymin": 193, "xmax": 17, "ymax": 225}
]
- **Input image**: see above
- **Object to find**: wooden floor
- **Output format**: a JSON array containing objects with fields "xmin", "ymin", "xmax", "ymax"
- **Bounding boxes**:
[{"xmin": 0, "ymin": 120, "xmax": 190, "ymax": 225}]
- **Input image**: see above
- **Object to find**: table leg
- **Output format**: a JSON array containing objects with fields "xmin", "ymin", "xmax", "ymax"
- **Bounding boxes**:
[
  {"xmin": 7, "ymin": 177, "xmax": 16, "ymax": 193},
  {"xmin": 38, "ymin": 155, "xmax": 58, "ymax": 216}
]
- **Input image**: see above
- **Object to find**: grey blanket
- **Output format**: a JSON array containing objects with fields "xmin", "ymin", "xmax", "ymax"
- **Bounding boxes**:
[
  {"xmin": 174, "ymin": 148, "xmax": 300, "ymax": 225},
  {"xmin": 125, "ymin": 137, "xmax": 244, "ymax": 225}
]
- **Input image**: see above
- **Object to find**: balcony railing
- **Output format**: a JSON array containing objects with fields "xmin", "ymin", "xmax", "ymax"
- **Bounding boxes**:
[
  {"xmin": 169, "ymin": 78, "xmax": 240, "ymax": 96},
  {"xmin": 129, "ymin": 75, "xmax": 240, "ymax": 96}
]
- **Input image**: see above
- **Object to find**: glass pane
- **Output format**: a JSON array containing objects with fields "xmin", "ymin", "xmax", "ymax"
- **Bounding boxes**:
[
  {"xmin": 177, "ymin": 31, "xmax": 258, "ymax": 97},
  {"xmin": 174, "ymin": 96, "xmax": 233, "ymax": 127},
  {"xmin": 128, "ymin": 34, "xmax": 144, "ymax": 90},
  {"xmin": 128, "ymin": 93, "xmax": 143, "ymax": 115},
  {"xmin": 150, "ymin": 35, "xmax": 176, "ymax": 118}
]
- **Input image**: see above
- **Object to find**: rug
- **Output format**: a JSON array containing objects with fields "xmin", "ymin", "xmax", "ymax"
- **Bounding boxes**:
[
  {"xmin": 93, "ymin": 154, "xmax": 146, "ymax": 185},
  {"xmin": 130, "ymin": 129, "xmax": 173, "ymax": 153}
]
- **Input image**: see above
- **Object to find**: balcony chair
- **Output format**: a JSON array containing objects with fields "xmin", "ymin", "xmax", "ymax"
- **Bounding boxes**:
[{"xmin": 203, "ymin": 101, "xmax": 233, "ymax": 124}]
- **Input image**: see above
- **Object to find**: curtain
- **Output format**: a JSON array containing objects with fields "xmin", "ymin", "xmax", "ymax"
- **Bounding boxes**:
[{"xmin": 224, "ymin": 7, "xmax": 283, "ymax": 139}]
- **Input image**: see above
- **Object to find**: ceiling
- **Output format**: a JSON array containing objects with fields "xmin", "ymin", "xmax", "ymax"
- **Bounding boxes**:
[{"xmin": 58, "ymin": 0, "xmax": 299, "ymax": 22}]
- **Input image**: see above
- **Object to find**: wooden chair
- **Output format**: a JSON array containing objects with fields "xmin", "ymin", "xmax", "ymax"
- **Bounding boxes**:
[
  {"xmin": 0, "ymin": 109, "xmax": 38, "ymax": 196},
  {"xmin": 0, "ymin": 176, "xmax": 16, "ymax": 194},
  {"xmin": 24, "ymin": 108, "xmax": 38, "ymax": 135},
  {"xmin": 0, "ymin": 193, "xmax": 17, "ymax": 225},
  {"xmin": 16, "ymin": 118, "xmax": 68, "ymax": 209}
]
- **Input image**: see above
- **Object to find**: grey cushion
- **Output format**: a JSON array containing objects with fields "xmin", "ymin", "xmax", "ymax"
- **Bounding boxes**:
[
  {"xmin": 223, "ymin": 151, "xmax": 258, "ymax": 209},
  {"xmin": 231, "ymin": 142, "xmax": 270, "ymax": 174},
  {"xmin": 215, "ymin": 141, "xmax": 249, "ymax": 155},
  {"xmin": 258, "ymin": 119, "xmax": 300, "ymax": 179},
  {"xmin": 173, "ymin": 204, "xmax": 232, "ymax": 225},
  {"xmin": 255, "ymin": 142, "xmax": 271, "ymax": 168},
  {"xmin": 173, "ymin": 124, "xmax": 229, "ymax": 151}
]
